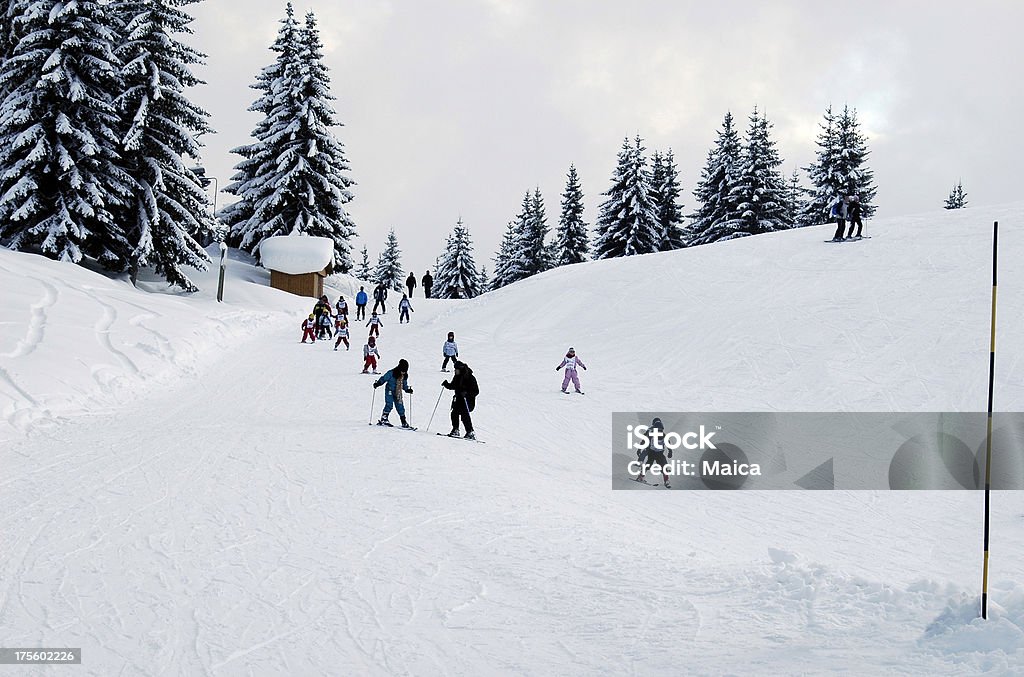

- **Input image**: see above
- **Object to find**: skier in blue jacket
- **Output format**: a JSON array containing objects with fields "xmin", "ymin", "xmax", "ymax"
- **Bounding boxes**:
[
  {"xmin": 373, "ymin": 359, "xmax": 414, "ymax": 428},
  {"xmin": 355, "ymin": 286, "xmax": 369, "ymax": 320}
]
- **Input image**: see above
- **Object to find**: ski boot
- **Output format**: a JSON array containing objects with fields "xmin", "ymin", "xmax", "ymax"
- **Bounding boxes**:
[
  {"xmin": 447, "ymin": 429, "xmax": 461, "ymax": 438},
  {"xmin": 465, "ymin": 431, "xmax": 476, "ymax": 440}
]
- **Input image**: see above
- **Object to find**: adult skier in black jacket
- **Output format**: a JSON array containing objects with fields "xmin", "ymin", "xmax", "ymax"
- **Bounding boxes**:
[{"xmin": 443, "ymin": 361, "xmax": 478, "ymax": 440}]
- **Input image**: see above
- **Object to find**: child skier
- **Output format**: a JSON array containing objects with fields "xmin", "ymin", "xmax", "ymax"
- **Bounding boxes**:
[
  {"xmin": 362, "ymin": 336, "xmax": 380, "ymax": 373},
  {"xmin": 334, "ymin": 318, "xmax": 350, "ymax": 351},
  {"xmin": 317, "ymin": 309, "xmax": 334, "ymax": 339},
  {"xmin": 301, "ymin": 313, "xmax": 317, "ymax": 343},
  {"xmin": 398, "ymin": 295, "xmax": 414, "ymax": 324},
  {"xmin": 556, "ymin": 347, "xmax": 587, "ymax": 393},
  {"xmin": 636, "ymin": 417, "xmax": 671, "ymax": 488},
  {"xmin": 366, "ymin": 311, "xmax": 383, "ymax": 338},
  {"xmin": 373, "ymin": 359, "xmax": 414, "ymax": 428},
  {"xmin": 441, "ymin": 332, "xmax": 458, "ymax": 371},
  {"xmin": 335, "ymin": 295, "xmax": 349, "ymax": 319}
]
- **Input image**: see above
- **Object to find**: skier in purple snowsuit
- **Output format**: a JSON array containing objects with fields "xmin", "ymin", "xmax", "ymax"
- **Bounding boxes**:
[{"xmin": 556, "ymin": 347, "xmax": 587, "ymax": 393}]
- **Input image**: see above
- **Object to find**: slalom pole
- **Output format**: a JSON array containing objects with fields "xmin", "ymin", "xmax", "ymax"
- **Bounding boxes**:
[
  {"xmin": 426, "ymin": 387, "xmax": 445, "ymax": 432},
  {"xmin": 369, "ymin": 386, "xmax": 377, "ymax": 425},
  {"xmin": 982, "ymin": 221, "xmax": 998, "ymax": 619}
]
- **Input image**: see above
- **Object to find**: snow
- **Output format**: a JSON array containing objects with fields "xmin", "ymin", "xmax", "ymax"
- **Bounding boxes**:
[
  {"xmin": 3, "ymin": 203, "xmax": 1024, "ymax": 674},
  {"xmin": 258, "ymin": 234, "xmax": 333, "ymax": 274}
]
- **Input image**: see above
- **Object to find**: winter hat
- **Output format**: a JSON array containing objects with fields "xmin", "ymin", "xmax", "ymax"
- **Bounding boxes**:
[
  {"xmin": 308, "ymin": 313, "xmax": 314, "ymax": 319},
  {"xmin": 368, "ymin": 336, "xmax": 376, "ymax": 343},
  {"xmin": 397, "ymin": 358, "xmax": 409, "ymax": 373},
  {"xmin": 651, "ymin": 417, "xmax": 664, "ymax": 430}
]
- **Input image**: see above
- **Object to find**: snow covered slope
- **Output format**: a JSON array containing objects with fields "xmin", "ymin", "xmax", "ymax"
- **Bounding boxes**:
[{"xmin": 3, "ymin": 204, "xmax": 1024, "ymax": 675}]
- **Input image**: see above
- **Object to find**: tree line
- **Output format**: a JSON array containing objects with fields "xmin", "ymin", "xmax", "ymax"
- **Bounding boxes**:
[{"xmin": 0, "ymin": 2, "xmax": 970, "ymax": 295}]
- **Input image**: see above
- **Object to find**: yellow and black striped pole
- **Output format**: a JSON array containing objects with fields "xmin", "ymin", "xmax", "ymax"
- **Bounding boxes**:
[{"xmin": 982, "ymin": 221, "xmax": 998, "ymax": 619}]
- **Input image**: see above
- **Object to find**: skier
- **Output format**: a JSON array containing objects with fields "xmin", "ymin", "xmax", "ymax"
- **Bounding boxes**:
[
  {"xmin": 422, "ymin": 270, "xmax": 433, "ymax": 299},
  {"xmin": 300, "ymin": 313, "xmax": 317, "ymax": 343},
  {"xmin": 317, "ymin": 309, "xmax": 334, "ymax": 339},
  {"xmin": 441, "ymin": 332, "xmax": 458, "ymax": 371},
  {"xmin": 847, "ymin": 194, "xmax": 864, "ymax": 239},
  {"xmin": 335, "ymin": 295, "xmax": 349, "ymax": 319},
  {"xmin": 355, "ymin": 286, "xmax": 368, "ymax": 320},
  {"xmin": 556, "ymin": 347, "xmax": 587, "ymax": 394},
  {"xmin": 366, "ymin": 311, "xmax": 383, "ymax": 338},
  {"xmin": 636, "ymin": 417, "xmax": 671, "ymax": 488},
  {"xmin": 830, "ymin": 195, "xmax": 849, "ymax": 242},
  {"xmin": 398, "ymin": 295, "xmax": 414, "ymax": 324},
  {"xmin": 362, "ymin": 336, "xmax": 380, "ymax": 373},
  {"xmin": 406, "ymin": 272, "xmax": 417, "ymax": 298},
  {"xmin": 372, "ymin": 282, "xmax": 388, "ymax": 314},
  {"xmin": 443, "ymin": 360, "xmax": 478, "ymax": 439},
  {"xmin": 373, "ymin": 359, "xmax": 414, "ymax": 428},
  {"xmin": 334, "ymin": 318, "xmax": 350, "ymax": 351}
]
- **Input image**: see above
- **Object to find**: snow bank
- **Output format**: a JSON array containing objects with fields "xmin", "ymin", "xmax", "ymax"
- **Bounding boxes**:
[
  {"xmin": 258, "ymin": 235, "xmax": 333, "ymax": 274},
  {"xmin": 0, "ymin": 246, "xmax": 315, "ymax": 444}
]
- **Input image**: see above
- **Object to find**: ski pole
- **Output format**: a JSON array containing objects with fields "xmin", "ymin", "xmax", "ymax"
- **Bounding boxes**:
[
  {"xmin": 369, "ymin": 385, "xmax": 376, "ymax": 424},
  {"xmin": 409, "ymin": 392, "xmax": 413, "ymax": 426},
  {"xmin": 426, "ymin": 387, "xmax": 444, "ymax": 432}
]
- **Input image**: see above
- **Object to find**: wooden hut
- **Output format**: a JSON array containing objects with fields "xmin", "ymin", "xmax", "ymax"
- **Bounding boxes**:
[{"xmin": 259, "ymin": 236, "xmax": 335, "ymax": 299}]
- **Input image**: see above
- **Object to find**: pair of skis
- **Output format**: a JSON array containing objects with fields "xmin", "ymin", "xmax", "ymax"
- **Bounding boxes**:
[
  {"xmin": 824, "ymin": 235, "xmax": 872, "ymax": 243},
  {"xmin": 369, "ymin": 421, "xmax": 486, "ymax": 443},
  {"xmin": 632, "ymin": 477, "xmax": 669, "ymax": 489}
]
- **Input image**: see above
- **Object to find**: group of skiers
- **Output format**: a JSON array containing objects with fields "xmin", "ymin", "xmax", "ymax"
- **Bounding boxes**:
[
  {"xmin": 829, "ymin": 194, "xmax": 866, "ymax": 241},
  {"xmin": 299, "ymin": 285, "xmax": 592, "ymax": 442},
  {"xmin": 298, "ymin": 295, "xmax": 483, "ymax": 439}
]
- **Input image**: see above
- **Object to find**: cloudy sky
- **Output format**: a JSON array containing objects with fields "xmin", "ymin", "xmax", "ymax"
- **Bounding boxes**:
[{"xmin": 185, "ymin": 0, "xmax": 1023, "ymax": 273}]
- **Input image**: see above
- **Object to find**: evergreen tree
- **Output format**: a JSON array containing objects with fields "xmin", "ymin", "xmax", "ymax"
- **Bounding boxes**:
[
  {"xmin": 374, "ymin": 228, "xmax": 403, "ymax": 291},
  {"xmin": 219, "ymin": 3, "xmax": 298, "ymax": 250},
  {"xmin": 652, "ymin": 149, "xmax": 685, "ymax": 250},
  {"xmin": 434, "ymin": 218, "xmax": 481, "ymax": 299},
  {"xmin": 552, "ymin": 163, "xmax": 589, "ymax": 266},
  {"xmin": 686, "ymin": 112, "xmax": 742, "ymax": 246},
  {"xmin": 490, "ymin": 221, "xmax": 517, "ymax": 290},
  {"xmin": 944, "ymin": 180, "xmax": 968, "ymax": 209},
  {"xmin": 508, "ymin": 188, "xmax": 550, "ymax": 280},
  {"xmin": 0, "ymin": 0, "xmax": 133, "ymax": 266},
  {"xmin": 479, "ymin": 264, "xmax": 488, "ymax": 291},
  {"xmin": 530, "ymin": 187, "xmax": 551, "ymax": 271},
  {"xmin": 221, "ymin": 6, "xmax": 359, "ymax": 270},
  {"xmin": 280, "ymin": 11, "xmax": 357, "ymax": 270},
  {"xmin": 787, "ymin": 169, "xmax": 811, "ymax": 227},
  {"xmin": 594, "ymin": 135, "xmax": 660, "ymax": 258},
  {"xmin": 721, "ymin": 107, "xmax": 790, "ymax": 239},
  {"xmin": 113, "ymin": 0, "xmax": 214, "ymax": 290},
  {"xmin": 505, "ymin": 192, "xmax": 532, "ymax": 283},
  {"xmin": 803, "ymin": 104, "xmax": 877, "ymax": 223},
  {"xmin": 834, "ymin": 105, "xmax": 877, "ymax": 217},
  {"xmin": 356, "ymin": 244, "xmax": 371, "ymax": 280}
]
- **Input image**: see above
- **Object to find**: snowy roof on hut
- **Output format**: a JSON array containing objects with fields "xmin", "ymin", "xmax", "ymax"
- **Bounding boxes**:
[{"xmin": 259, "ymin": 236, "xmax": 334, "ymax": 275}]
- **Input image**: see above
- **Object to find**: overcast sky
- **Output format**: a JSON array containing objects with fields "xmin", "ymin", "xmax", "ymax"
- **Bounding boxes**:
[{"xmin": 185, "ymin": 0, "xmax": 1023, "ymax": 274}]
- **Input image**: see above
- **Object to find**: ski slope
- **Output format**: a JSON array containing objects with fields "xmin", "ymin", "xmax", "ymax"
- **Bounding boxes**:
[{"xmin": 2, "ymin": 204, "xmax": 1024, "ymax": 675}]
